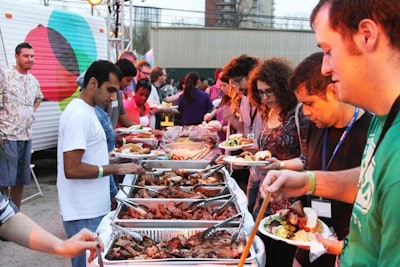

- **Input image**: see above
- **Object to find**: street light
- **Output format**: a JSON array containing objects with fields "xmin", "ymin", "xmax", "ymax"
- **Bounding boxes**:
[
  {"xmin": 87, "ymin": 0, "xmax": 103, "ymax": 5},
  {"xmin": 88, "ymin": 0, "xmax": 102, "ymax": 15}
]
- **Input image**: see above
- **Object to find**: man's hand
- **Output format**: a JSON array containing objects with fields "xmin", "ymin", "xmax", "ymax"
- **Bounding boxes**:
[
  {"xmin": 115, "ymin": 162, "xmax": 145, "ymax": 176},
  {"xmin": 260, "ymin": 169, "xmax": 308, "ymax": 202}
]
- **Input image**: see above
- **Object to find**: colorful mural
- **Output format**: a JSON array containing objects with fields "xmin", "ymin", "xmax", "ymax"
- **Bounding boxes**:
[{"xmin": 24, "ymin": 10, "xmax": 98, "ymax": 108}]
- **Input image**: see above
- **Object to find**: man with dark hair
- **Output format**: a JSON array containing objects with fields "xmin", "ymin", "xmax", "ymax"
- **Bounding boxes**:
[
  {"xmin": 261, "ymin": 1, "xmax": 400, "ymax": 266},
  {"xmin": 281, "ymin": 52, "xmax": 371, "ymax": 266},
  {"xmin": 57, "ymin": 60, "xmax": 144, "ymax": 267},
  {"xmin": 222, "ymin": 54, "xmax": 261, "ymax": 139},
  {"xmin": 0, "ymin": 42, "xmax": 43, "ymax": 210},
  {"xmin": 221, "ymin": 54, "xmax": 261, "ymax": 193},
  {"xmin": 118, "ymin": 50, "xmax": 137, "ymax": 99}
]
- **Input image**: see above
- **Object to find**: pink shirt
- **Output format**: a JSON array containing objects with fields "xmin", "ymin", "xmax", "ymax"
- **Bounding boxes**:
[{"xmin": 123, "ymin": 98, "xmax": 151, "ymax": 127}]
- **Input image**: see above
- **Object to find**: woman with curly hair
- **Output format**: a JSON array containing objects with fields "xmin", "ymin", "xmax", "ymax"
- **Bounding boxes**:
[{"xmin": 246, "ymin": 57, "xmax": 310, "ymax": 267}]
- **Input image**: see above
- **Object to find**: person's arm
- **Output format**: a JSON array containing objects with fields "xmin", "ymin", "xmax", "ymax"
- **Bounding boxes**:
[
  {"xmin": 221, "ymin": 107, "xmax": 244, "ymax": 134},
  {"xmin": 0, "ymin": 212, "xmax": 102, "ymax": 259},
  {"xmin": 163, "ymin": 91, "xmax": 182, "ymax": 103},
  {"xmin": 118, "ymin": 114, "xmax": 134, "ymax": 127},
  {"xmin": 260, "ymin": 167, "xmax": 360, "ymax": 204},
  {"xmin": 33, "ymin": 98, "xmax": 41, "ymax": 111},
  {"xmin": 203, "ymin": 108, "xmax": 217, "ymax": 122},
  {"xmin": 259, "ymin": 157, "xmax": 304, "ymax": 171},
  {"xmin": 63, "ymin": 149, "xmax": 144, "ymax": 179}
]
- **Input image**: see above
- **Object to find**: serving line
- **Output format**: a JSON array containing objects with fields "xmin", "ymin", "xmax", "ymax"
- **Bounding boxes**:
[{"xmin": 86, "ymin": 168, "xmax": 266, "ymax": 267}]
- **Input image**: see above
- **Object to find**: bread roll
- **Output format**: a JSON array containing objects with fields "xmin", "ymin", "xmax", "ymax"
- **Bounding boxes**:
[
  {"xmin": 136, "ymin": 132, "xmax": 154, "ymax": 138},
  {"xmin": 303, "ymin": 207, "xmax": 318, "ymax": 232},
  {"xmin": 254, "ymin": 150, "xmax": 272, "ymax": 160}
]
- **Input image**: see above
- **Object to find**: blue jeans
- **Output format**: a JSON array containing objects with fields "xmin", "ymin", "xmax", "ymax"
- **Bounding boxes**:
[{"xmin": 62, "ymin": 216, "xmax": 104, "ymax": 267}]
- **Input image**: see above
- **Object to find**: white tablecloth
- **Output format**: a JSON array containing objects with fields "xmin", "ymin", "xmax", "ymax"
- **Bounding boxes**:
[{"xmin": 87, "ymin": 169, "xmax": 266, "ymax": 266}]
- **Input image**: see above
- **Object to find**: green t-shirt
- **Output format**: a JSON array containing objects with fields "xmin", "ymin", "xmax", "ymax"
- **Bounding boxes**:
[{"xmin": 341, "ymin": 113, "xmax": 400, "ymax": 266}]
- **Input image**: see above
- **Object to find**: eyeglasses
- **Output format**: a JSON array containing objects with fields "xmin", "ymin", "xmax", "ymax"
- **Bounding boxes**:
[
  {"xmin": 257, "ymin": 88, "xmax": 274, "ymax": 97},
  {"xmin": 139, "ymin": 69, "xmax": 151, "ymax": 75},
  {"xmin": 231, "ymin": 76, "xmax": 244, "ymax": 86}
]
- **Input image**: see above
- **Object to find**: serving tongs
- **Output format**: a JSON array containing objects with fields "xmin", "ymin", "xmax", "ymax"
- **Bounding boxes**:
[
  {"xmin": 189, "ymin": 164, "xmax": 225, "ymax": 179},
  {"xmin": 212, "ymin": 194, "xmax": 237, "ymax": 214},
  {"xmin": 193, "ymin": 182, "xmax": 229, "ymax": 197},
  {"xmin": 190, "ymin": 193, "xmax": 232, "ymax": 209},
  {"xmin": 200, "ymin": 212, "xmax": 245, "ymax": 243},
  {"xmin": 115, "ymin": 196, "xmax": 150, "ymax": 216},
  {"xmin": 118, "ymin": 184, "xmax": 160, "ymax": 198},
  {"xmin": 186, "ymin": 147, "xmax": 208, "ymax": 160},
  {"xmin": 110, "ymin": 221, "xmax": 143, "ymax": 242}
]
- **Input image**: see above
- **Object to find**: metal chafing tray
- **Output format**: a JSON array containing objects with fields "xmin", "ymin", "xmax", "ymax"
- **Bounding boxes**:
[
  {"xmin": 120, "ymin": 184, "xmax": 231, "ymax": 199},
  {"xmin": 133, "ymin": 164, "xmax": 227, "ymax": 187},
  {"xmin": 141, "ymin": 159, "xmax": 210, "ymax": 170},
  {"xmin": 103, "ymin": 227, "xmax": 256, "ymax": 265},
  {"xmin": 114, "ymin": 198, "xmax": 241, "ymax": 228}
]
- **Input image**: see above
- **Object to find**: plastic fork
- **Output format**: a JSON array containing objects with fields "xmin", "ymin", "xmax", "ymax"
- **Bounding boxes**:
[{"xmin": 200, "ymin": 213, "xmax": 244, "ymax": 241}]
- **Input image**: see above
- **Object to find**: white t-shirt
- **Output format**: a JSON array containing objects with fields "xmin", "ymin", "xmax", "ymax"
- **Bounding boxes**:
[
  {"xmin": 57, "ymin": 98, "xmax": 110, "ymax": 221},
  {"xmin": 147, "ymin": 84, "xmax": 161, "ymax": 129}
]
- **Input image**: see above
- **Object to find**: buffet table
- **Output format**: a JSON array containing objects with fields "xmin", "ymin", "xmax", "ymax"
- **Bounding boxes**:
[{"xmin": 86, "ymin": 167, "xmax": 266, "ymax": 267}]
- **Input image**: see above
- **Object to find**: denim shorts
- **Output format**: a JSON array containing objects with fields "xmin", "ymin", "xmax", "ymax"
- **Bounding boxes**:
[
  {"xmin": 0, "ymin": 140, "xmax": 32, "ymax": 187},
  {"xmin": 62, "ymin": 215, "xmax": 104, "ymax": 267}
]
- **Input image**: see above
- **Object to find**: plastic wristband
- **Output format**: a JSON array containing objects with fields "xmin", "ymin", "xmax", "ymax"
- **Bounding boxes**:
[
  {"xmin": 97, "ymin": 165, "xmax": 104, "ymax": 179},
  {"xmin": 305, "ymin": 171, "xmax": 316, "ymax": 195},
  {"xmin": 279, "ymin": 161, "xmax": 285, "ymax": 170}
]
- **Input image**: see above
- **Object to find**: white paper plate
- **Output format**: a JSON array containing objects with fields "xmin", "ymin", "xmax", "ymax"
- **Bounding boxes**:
[
  {"xmin": 223, "ymin": 155, "xmax": 270, "ymax": 166},
  {"xmin": 258, "ymin": 215, "xmax": 330, "ymax": 247},
  {"xmin": 218, "ymin": 142, "xmax": 253, "ymax": 151},
  {"xmin": 112, "ymin": 151, "xmax": 156, "ymax": 159},
  {"xmin": 116, "ymin": 126, "xmax": 152, "ymax": 134}
]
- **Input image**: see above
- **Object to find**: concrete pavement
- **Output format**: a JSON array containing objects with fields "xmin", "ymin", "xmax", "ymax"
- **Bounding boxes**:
[{"xmin": 0, "ymin": 150, "xmax": 71, "ymax": 267}]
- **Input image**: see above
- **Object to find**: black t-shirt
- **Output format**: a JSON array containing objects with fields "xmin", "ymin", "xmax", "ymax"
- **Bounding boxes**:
[{"xmin": 296, "ymin": 111, "xmax": 373, "ymax": 267}]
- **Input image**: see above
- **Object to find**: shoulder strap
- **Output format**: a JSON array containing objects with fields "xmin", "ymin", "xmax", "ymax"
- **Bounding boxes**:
[{"xmin": 295, "ymin": 103, "xmax": 303, "ymax": 152}]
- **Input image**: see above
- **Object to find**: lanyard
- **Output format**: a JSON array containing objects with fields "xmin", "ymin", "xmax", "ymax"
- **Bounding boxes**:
[
  {"xmin": 322, "ymin": 107, "xmax": 360, "ymax": 171},
  {"xmin": 364, "ymin": 95, "xmax": 400, "ymax": 170},
  {"xmin": 249, "ymin": 106, "xmax": 258, "ymax": 133}
]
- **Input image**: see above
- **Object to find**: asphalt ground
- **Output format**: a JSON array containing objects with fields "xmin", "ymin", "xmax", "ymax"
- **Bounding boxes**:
[{"xmin": 0, "ymin": 149, "xmax": 71, "ymax": 267}]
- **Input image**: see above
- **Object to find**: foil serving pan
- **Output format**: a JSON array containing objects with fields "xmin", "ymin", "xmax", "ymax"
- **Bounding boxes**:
[
  {"xmin": 132, "ymin": 168, "xmax": 227, "ymax": 187},
  {"xmin": 141, "ymin": 159, "xmax": 210, "ymax": 170},
  {"xmin": 114, "ymin": 198, "xmax": 241, "ymax": 228},
  {"xmin": 102, "ymin": 227, "xmax": 256, "ymax": 265},
  {"xmin": 122, "ymin": 184, "xmax": 231, "ymax": 199}
]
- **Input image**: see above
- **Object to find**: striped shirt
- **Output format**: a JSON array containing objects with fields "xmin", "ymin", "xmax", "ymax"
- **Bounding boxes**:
[{"xmin": 0, "ymin": 190, "xmax": 18, "ymax": 227}]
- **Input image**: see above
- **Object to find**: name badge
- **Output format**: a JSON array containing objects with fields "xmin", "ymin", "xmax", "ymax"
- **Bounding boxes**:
[
  {"xmin": 311, "ymin": 199, "xmax": 332, "ymax": 218},
  {"xmin": 247, "ymin": 133, "xmax": 255, "ymax": 139},
  {"xmin": 111, "ymin": 100, "xmax": 118, "ymax": 108}
]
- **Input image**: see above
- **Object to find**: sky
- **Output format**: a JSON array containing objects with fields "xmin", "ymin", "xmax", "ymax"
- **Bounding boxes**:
[{"xmin": 22, "ymin": 0, "xmax": 320, "ymax": 27}]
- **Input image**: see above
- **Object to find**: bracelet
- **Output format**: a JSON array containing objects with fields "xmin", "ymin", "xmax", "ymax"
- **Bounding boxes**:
[
  {"xmin": 305, "ymin": 171, "xmax": 316, "ymax": 195},
  {"xmin": 97, "ymin": 165, "xmax": 104, "ymax": 179},
  {"xmin": 279, "ymin": 160, "xmax": 285, "ymax": 170}
]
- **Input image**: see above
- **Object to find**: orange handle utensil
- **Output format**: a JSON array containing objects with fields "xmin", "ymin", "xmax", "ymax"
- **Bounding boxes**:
[{"xmin": 238, "ymin": 192, "xmax": 271, "ymax": 267}]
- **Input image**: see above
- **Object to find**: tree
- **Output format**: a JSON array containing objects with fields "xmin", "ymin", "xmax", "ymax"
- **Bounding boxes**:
[{"xmin": 132, "ymin": 21, "xmax": 151, "ymax": 55}]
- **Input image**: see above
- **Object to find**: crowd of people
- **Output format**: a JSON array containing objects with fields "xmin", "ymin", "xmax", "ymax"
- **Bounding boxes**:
[{"xmin": 1, "ymin": 1, "xmax": 399, "ymax": 267}]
